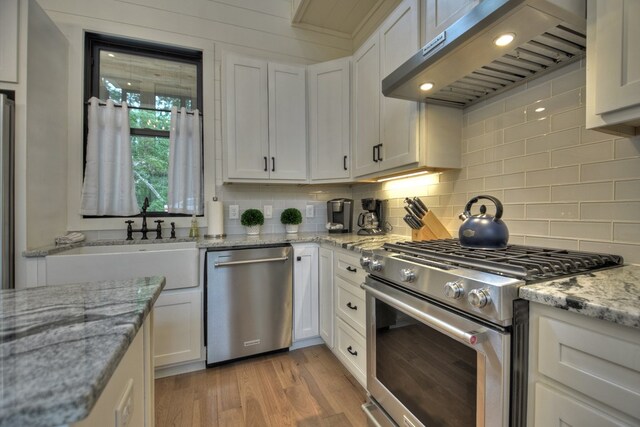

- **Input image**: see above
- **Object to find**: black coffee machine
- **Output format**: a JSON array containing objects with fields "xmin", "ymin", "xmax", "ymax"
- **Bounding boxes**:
[
  {"xmin": 357, "ymin": 198, "xmax": 386, "ymax": 235},
  {"xmin": 326, "ymin": 198, "xmax": 353, "ymax": 233}
]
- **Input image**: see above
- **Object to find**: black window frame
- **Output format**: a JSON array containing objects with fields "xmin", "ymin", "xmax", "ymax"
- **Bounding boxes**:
[{"xmin": 83, "ymin": 32, "xmax": 204, "ymax": 218}]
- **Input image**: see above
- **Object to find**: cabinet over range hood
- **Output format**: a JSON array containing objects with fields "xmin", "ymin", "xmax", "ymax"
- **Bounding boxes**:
[{"xmin": 382, "ymin": 0, "xmax": 586, "ymax": 108}]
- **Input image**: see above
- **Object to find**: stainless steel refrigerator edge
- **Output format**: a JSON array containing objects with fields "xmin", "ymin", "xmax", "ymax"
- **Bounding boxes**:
[
  {"xmin": 206, "ymin": 245, "xmax": 293, "ymax": 365},
  {"xmin": 0, "ymin": 94, "xmax": 14, "ymax": 290}
]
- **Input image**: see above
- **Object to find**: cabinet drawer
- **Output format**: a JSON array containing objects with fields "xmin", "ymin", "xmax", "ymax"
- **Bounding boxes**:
[
  {"xmin": 335, "ymin": 317, "xmax": 366, "ymax": 386},
  {"xmin": 335, "ymin": 276, "xmax": 365, "ymax": 334},
  {"xmin": 537, "ymin": 314, "xmax": 640, "ymax": 419},
  {"xmin": 334, "ymin": 252, "xmax": 366, "ymax": 284}
]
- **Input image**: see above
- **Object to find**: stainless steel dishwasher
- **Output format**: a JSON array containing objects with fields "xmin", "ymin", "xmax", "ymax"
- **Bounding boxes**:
[{"xmin": 206, "ymin": 244, "xmax": 292, "ymax": 365}]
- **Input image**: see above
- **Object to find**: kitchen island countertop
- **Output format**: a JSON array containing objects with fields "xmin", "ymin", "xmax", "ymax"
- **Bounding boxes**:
[
  {"xmin": 519, "ymin": 265, "xmax": 640, "ymax": 329},
  {"xmin": 0, "ymin": 276, "xmax": 165, "ymax": 427}
]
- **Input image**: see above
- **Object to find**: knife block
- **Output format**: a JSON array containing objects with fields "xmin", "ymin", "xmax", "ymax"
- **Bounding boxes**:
[{"xmin": 411, "ymin": 211, "xmax": 452, "ymax": 241}]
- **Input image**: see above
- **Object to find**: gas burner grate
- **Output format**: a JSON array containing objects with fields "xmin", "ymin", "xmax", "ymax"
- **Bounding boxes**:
[{"xmin": 383, "ymin": 239, "xmax": 624, "ymax": 281}]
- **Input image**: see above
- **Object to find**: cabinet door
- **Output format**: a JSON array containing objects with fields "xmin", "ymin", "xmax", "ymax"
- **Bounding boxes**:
[
  {"xmin": 293, "ymin": 245, "xmax": 319, "ymax": 341},
  {"xmin": 0, "ymin": 0, "xmax": 18, "ymax": 83},
  {"xmin": 153, "ymin": 290, "xmax": 202, "ymax": 367},
  {"xmin": 593, "ymin": 0, "xmax": 640, "ymax": 115},
  {"xmin": 424, "ymin": 0, "xmax": 480, "ymax": 43},
  {"xmin": 223, "ymin": 54, "xmax": 269, "ymax": 180},
  {"xmin": 379, "ymin": 0, "xmax": 420, "ymax": 172},
  {"xmin": 308, "ymin": 58, "xmax": 351, "ymax": 181},
  {"xmin": 353, "ymin": 33, "xmax": 381, "ymax": 177},
  {"xmin": 268, "ymin": 63, "xmax": 308, "ymax": 181},
  {"xmin": 319, "ymin": 247, "xmax": 334, "ymax": 348}
]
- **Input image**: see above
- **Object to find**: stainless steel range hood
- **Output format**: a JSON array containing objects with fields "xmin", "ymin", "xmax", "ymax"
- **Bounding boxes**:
[{"xmin": 382, "ymin": 0, "xmax": 586, "ymax": 108}]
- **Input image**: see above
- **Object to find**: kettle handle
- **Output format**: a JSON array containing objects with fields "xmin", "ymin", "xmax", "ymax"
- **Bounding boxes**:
[{"xmin": 463, "ymin": 195, "xmax": 504, "ymax": 220}]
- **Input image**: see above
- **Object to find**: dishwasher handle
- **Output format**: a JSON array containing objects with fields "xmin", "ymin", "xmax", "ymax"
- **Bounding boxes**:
[{"xmin": 214, "ymin": 256, "xmax": 289, "ymax": 268}]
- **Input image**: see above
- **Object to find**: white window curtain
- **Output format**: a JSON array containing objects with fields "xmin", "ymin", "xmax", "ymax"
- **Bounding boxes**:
[
  {"xmin": 80, "ymin": 97, "xmax": 139, "ymax": 216},
  {"xmin": 167, "ymin": 106, "xmax": 203, "ymax": 215}
]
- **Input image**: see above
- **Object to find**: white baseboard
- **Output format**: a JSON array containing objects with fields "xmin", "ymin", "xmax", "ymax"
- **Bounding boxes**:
[
  {"xmin": 154, "ymin": 359, "xmax": 206, "ymax": 379},
  {"xmin": 290, "ymin": 336, "xmax": 324, "ymax": 350}
]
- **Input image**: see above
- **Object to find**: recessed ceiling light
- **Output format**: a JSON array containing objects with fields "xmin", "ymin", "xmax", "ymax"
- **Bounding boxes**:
[
  {"xmin": 420, "ymin": 82, "xmax": 434, "ymax": 91},
  {"xmin": 127, "ymin": 82, "xmax": 132, "ymax": 86},
  {"xmin": 534, "ymin": 107, "xmax": 545, "ymax": 113},
  {"xmin": 494, "ymin": 33, "xmax": 515, "ymax": 47},
  {"xmin": 107, "ymin": 53, "xmax": 115, "ymax": 58}
]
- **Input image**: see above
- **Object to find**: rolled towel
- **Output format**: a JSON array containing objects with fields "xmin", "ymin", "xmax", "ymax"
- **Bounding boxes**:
[{"xmin": 55, "ymin": 232, "xmax": 86, "ymax": 245}]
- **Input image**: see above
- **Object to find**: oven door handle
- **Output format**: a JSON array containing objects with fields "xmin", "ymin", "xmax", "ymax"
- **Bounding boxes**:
[{"xmin": 362, "ymin": 283, "xmax": 484, "ymax": 346}]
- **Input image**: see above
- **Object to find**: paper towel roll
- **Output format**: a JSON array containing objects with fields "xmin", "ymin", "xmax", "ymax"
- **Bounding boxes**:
[{"xmin": 206, "ymin": 199, "xmax": 225, "ymax": 238}]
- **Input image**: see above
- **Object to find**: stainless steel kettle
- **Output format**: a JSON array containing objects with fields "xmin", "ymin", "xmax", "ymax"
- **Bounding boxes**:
[{"xmin": 458, "ymin": 195, "xmax": 509, "ymax": 249}]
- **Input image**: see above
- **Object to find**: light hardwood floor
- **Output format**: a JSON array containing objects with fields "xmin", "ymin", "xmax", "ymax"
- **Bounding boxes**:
[{"xmin": 155, "ymin": 345, "xmax": 369, "ymax": 427}]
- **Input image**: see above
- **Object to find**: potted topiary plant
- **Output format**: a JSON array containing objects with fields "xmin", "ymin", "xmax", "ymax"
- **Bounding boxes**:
[
  {"xmin": 241, "ymin": 208, "xmax": 264, "ymax": 235},
  {"xmin": 280, "ymin": 207, "xmax": 303, "ymax": 234}
]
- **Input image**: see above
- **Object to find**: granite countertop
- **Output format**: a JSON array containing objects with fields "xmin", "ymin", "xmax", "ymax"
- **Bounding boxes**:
[
  {"xmin": 519, "ymin": 265, "xmax": 640, "ymax": 329},
  {"xmin": 23, "ymin": 232, "xmax": 406, "ymax": 257},
  {"xmin": 0, "ymin": 276, "xmax": 165, "ymax": 427}
]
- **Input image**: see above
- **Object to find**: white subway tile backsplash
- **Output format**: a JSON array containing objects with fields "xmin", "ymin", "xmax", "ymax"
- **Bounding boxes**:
[
  {"xmin": 614, "ymin": 223, "xmax": 640, "ymax": 244},
  {"xmin": 524, "ymin": 236, "xmax": 579, "ymax": 250},
  {"xmin": 551, "ymin": 182, "xmax": 613, "ymax": 202},
  {"xmin": 551, "ymin": 141, "xmax": 613, "ymax": 167},
  {"xmin": 580, "ymin": 201, "xmax": 640, "ymax": 221},
  {"xmin": 462, "ymin": 121, "xmax": 484, "ymax": 139},
  {"xmin": 462, "ymin": 150, "xmax": 485, "ymax": 167},
  {"xmin": 508, "ymin": 219, "xmax": 549, "ymax": 236},
  {"xmin": 581, "ymin": 127, "xmax": 613, "ymax": 144},
  {"xmin": 467, "ymin": 161, "xmax": 503, "ymax": 179},
  {"xmin": 485, "ymin": 172, "xmax": 525, "ymax": 190},
  {"xmin": 614, "ymin": 137, "xmax": 640, "ymax": 159},
  {"xmin": 503, "ymin": 152, "xmax": 549, "ymax": 173},
  {"xmin": 550, "ymin": 221, "xmax": 611, "ymax": 240},
  {"xmin": 581, "ymin": 158, "xmax": 640, "ymax": 182},
  {"xmin": 466, "ymin": 130, "xmax": 503, "ymax": 152},
  {"xmin": 452, "ymin": 178, "xmax": 484, "ymax": 194},
  {"xmin": 615, "ymin": 180, "xmax": 640, "ymax": 200},
  {"xmin": 579, "ymin": 240, "xmax": 640, "ymax": 265},
  {"xmin": 484, "ymin": 109, "xmax": 526, "ymax": 132},
  {"xmin": 525, "ymin": 88, "xmax": 581, "ymax": 121},
  {"xmin": 526, "ymin": 203, "xmax": 579, "ymax": 220},
  {"xmin": 526, "ymin": 166, "xmax": 579, "ymax": 187},
  {"xmin": 551, "ymin": 66, "xmax": 586, "ymax": 95},
  {"xmin": 505, "ymin": 82, "xmax": 551, "ymax": 110},
  {"xmin": 485, "ymin": 140, "xmax": 525, "ymax": 161},
  {"xmin": 504, "ymin": 118, "xmax": 550, "ymax": 143},
  {"xmin": 504, "ymin": 203, "xmax": 525, "ymax": 219},
  {"xmin": 550, "ymin": 107, "xmax": 585, "ymax": 131},
  {"xmin": 504, "ymin": 187, "xmax": 550, "ymax": 203},
  {"xmin": 466, "ymin": 101, "xmax": 504, "ymax": 125},
  {"xmin": 526, "ymin": 128, "xmax": 580, "ymax": 154}
]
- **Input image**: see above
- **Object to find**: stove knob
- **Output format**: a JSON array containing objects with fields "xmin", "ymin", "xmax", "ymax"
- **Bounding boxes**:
[
  {"xmin": 468, "ymin": 289, "xmax": 491, "ymax": 308},
  {"xmin": 360, "ymin": 256, "xmax": 372, "ymax": 269},
  {"xmin": 444, "ymin": 281, "xmax": 464, "ymax": 299},
  {"xmin": 370, "ymin": 259, "xmax": 383, "ymax": 272},
  {"xmin": 399, "ymin": 269, "xmax": 416, "ymax": 283}
]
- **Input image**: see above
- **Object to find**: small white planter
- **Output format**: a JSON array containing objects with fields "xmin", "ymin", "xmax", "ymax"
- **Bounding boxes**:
[
  {"xmin": 245, "ymin": 225, "xmax": 261, "ymax": 235},
  {"xmin": 285, "ymin": 224, "xmax": 299, "ymax": 234}
]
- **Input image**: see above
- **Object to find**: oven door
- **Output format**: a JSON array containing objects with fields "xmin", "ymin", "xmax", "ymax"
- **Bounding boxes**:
[{"xmin": 363, "ymin": 276, "xmax": 510, "ymax": 427}]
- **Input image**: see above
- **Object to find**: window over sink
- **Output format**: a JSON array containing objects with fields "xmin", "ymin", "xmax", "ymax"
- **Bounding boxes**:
[{"xmin": 84, "ymin": 32, "xmax": 203, "ymax": 216}]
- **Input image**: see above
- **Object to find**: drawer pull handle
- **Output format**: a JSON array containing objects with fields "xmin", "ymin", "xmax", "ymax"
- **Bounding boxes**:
[
  {"xmin": 346, "ymin": 266, "xmax": 357, "ymax": 273},
  {"xmin": 347, "ymin": 346, "xmax": 358, "ymax": 356},
  {"xmin": 346, "ymin": 302, "xmax": 358, "ymax": 310}
]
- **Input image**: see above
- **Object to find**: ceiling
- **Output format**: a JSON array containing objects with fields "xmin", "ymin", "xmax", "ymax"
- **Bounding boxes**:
[{"xmin": 291, "ymin": 0, "xmax": 386, "ymax": 38}]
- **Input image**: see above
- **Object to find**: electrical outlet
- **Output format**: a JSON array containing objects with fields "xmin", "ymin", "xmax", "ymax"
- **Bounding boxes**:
[
  {"xmin": 229, "ymin": 205, "xmax": 239, "ymax": 219},
  {"xmin": 264, "ymin": 205, "xmax": 273, "ymax": 219},
  {"xmin": 115, "ymin": 379, "xmax": 134, "ymax": 427},
  {"xmin": 306, "ymin": 205, "xmax": 314, "ymax": 218}
]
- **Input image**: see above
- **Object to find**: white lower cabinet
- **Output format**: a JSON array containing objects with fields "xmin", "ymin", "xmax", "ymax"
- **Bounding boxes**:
[
  {"xmin": 293, "ymin": 244, "xmax": 319, "ymax": 342},
  {"xmin": 153, "ymin": 289, "xmax": 202, "ymax": 368},
  {"xmin": 528, "ymin": 303, "xmax": 640, "ymax": 426},
  {"xmin": 319, "ymin": 246, "xmax": 334, "ymax": 348},
  {"xmin": 335, "ymin": 317, "xmax": 366, "ymax": 385}
]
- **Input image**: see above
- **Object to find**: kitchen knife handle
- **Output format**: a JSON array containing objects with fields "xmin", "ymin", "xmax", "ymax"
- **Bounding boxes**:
[{"xmin": 413, "ymin": 197, "xmax": 428, "ymax": 213}]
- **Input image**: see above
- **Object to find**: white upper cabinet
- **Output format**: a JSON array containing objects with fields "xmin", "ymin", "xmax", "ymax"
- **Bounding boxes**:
[
  {"xmin": 0, "ymin": 0, "xmax": 18, "ymax": 83},
  {"xmin": 353, "ymin": 0, "xmax": 423, "ymax": 178},
  {"xmin": 308, "ymin": 58, "xmax": 351, "ymax": 181},
  {"xmin": 423, "ymin": 0, "xmax": 480, "ymax": 44},
  {"xmin": 586, "ymin": 0, "xmax": 640, "ymax": 136},
  {"xmin": 223, "ymin": 53, "xmax": 307, "ymax": 182}
]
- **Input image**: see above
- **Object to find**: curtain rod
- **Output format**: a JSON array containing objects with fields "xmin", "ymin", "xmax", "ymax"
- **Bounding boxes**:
[{"xmin": 84, "ymin": 101, "xmax": 202, "ymax": 116}]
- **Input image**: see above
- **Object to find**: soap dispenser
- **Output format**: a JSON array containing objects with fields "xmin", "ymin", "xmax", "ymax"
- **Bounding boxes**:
[{"xmin": 189, "ymin": 215, "xmax": 199, "ymax": 238}]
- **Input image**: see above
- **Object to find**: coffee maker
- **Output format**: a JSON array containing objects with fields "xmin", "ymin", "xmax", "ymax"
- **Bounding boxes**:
[
  {"xmin": 357, "ymin": 198, "xmax": 386, "ymax": 235},
  {"xmin": 326, "ymin": 198, "xmax": 353, "ymax": 233}
]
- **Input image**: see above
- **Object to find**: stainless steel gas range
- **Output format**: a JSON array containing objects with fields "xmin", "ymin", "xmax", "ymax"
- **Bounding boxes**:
[{"xmin": 359, "ymin": 239, "xmax": 623, "ymax": 427}]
